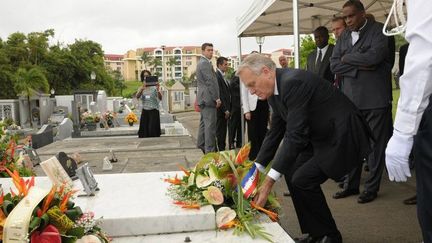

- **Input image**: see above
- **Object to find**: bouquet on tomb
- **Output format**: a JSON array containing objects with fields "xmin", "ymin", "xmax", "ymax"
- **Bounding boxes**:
[
  {"xmin": 164, "ymin": 143, "xmax": 280, "ymax": 242},
  {"xmin": 124, "ymin": 112, "xmax": 138, "ymax": 124},
  {"xmin": 102, "ymin": 111, "xmax": 116, "ymax": 121},
  {"xmin": 81, "ymin": 112, "xmax": 101, "ymax": 124},
  {"xmin": 0, "ymin": 169, "xmax": 111, "ymax": 243},
  {"xmin": 0, "ymin": 121, "xmax": 34, "ymax": 177}
]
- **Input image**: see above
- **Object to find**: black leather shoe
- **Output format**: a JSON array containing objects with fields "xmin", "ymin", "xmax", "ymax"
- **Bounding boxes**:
[
  {"xmin": 403, "ymin": 195, "xmax": 417, "ymax": 205},
  {"xmin": 294, "ymin": 234, "xmax": 316, "ymax": 243},
  {"xmin": 357, "ymin": 191, "xmax": 377, "ymax": 204},
  {"xmin": 332, "ymin": 189, "xmax": 359, "ymax": 199},
  {"xmin": 316, "ymin": 233, "xmax": 343, "ymax": 243}
]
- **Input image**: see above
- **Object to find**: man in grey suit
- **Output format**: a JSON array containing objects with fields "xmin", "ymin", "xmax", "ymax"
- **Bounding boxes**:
[
  {"xmin": 330, "ymin": 0, "xmax": 393, "ymax": 204},
  {"xmin": 306, "ymin": 26, "xmax": 335, "ymax": 83},
  {"xmin": 196, "ymin": 43, "xmax": 221, "ymax": 153}
]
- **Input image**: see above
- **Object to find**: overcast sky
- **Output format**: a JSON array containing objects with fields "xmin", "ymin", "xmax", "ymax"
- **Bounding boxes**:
[{"xmin": 0, "ymin": 0, "xmax": 294, "ymax": 57}]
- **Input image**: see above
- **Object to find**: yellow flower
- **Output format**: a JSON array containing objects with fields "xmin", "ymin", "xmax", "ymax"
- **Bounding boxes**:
[{"xmin": 124, "ymin": 112, "xmax": 138, "ymax": 123}]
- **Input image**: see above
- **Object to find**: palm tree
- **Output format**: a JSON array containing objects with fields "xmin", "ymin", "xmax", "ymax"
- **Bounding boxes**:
[
  {"xmin": 14, "ymin": 67, "xmax": 49, "ymax": 127},
  {"xmin": 167, "ymin": 57, "xmax": 178, "ymax": 80},
  {"xmin": 141, "ymin": 52, "xmax": 153, "ymax": 71}
]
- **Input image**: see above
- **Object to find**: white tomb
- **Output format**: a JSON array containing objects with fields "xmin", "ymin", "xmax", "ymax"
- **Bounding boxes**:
[{"xmin": 0, "ymin": 172, "xmax": 294, "ymax": 242}]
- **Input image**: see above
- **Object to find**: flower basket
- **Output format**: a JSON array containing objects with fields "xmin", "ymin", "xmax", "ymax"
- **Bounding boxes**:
[
  {"xmin": 0, "ymin": 169, "xmax": 111, "ymax": 242},
  {"xmin": 124, "ymin": 112, "xmax": 138, "ymax": 126},
  {"xmin": 164, "ymin": 143, "xmax": 280, "ymax": 242}
]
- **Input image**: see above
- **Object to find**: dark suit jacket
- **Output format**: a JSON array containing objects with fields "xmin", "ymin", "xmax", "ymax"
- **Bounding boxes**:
[
  {"xmin": 256, "ymin": 69, "xmax": 371, "ymax": 180},
  {"xmin": 306, "ymin": 44, "xmax": 335, "ymax": 82},
  {"xmin": 229, "ymin": 76, "xmax": 241, "ymax": 112},
  {"xmin": 330, "ymin": 20, "xmax": 393, "ymax": 110},
  {"xmin": 216, "ymin": 70, "xmax": 231, "ymax": 114},
  {"xmin": 399, "ymin": 43, "xmax": 409, "ymax": 76}
]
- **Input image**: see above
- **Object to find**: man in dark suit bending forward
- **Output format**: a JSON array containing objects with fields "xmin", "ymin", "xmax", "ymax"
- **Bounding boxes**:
[{"xmin": 236, "ymin": 54, "xmax": 371, "ymax": 243}]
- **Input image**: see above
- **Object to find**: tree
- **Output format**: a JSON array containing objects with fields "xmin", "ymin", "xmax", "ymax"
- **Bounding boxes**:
[
  {"xmin": 141, "ymin": 52, "xmax": 153, "ymax": 71},
  {"xmin": 150, "ymin": 58, "xmax": 162, "ymax": 80},
  {"xmin": 13, "ymin": 67, "xmax": 49, "ymax": 127},
  {"xmin": 167, "ymin": 57, "xmax": 177, "ymax": 80},
  {"xmin": 289, "ymin": 34, "xmax": 336, "ymax": 68}
]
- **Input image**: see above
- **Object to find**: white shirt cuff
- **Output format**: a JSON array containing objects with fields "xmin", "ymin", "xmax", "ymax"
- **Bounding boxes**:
[
  {"xmin": 267, "ymin": 168, "xmax": 282, "ymax": 181},
  {"xmin": 254, "ymin": 162, "xmax": 266, "ymax": 173}
]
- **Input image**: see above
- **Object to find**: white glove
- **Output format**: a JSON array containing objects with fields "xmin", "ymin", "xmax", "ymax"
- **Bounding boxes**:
[{"xmin": 385, "ymin": 130, "xmax": 413, "ymax": 182}]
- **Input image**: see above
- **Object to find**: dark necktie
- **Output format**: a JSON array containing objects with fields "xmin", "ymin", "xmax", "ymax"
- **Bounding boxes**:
[{"xmin": 315, "ymin": 49, "xmax": 322, "ymax": 72}]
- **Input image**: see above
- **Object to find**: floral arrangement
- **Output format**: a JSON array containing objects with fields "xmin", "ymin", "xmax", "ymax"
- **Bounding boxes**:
[
  {"xmin": 0, "ymin": 122, "xmax": 34, "ymax": 177},
  {"xmin": 0, "ymin": 169, "xmax": 111, "ymax": 243},
  {"xmin": 164, "ymin": 144, "xmax": 280, "ymax": 242},
  {"xmin": 102, "ymin": 111, "xmax": 116, "ymax": 121},
  {"xmin": 81, "ymin": 112, "xmax": 101, "ymax": 124},
  {"xmin": 124, "ymin": 112, "xmax": 138, "ymax": 124}
]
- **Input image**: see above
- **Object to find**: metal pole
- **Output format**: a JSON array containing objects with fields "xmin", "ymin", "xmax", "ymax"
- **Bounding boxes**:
[
  {"xmin": 259, "ymin": 44, "xmax": 262, "ymax": 53},
  {"xmin": 293, "ymin": 0, "xmax": 300, "ymax": 68},
  {"xmin": 237, "ymin": 37, "xmax": 245, "ymax": 146}
]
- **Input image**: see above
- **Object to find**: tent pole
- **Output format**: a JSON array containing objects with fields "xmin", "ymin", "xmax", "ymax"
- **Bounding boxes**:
[
  {"xmin": 237, "ymin": 37, "xmax": 245, "ymax": 147},
  {"xmin": 293, "ymin": 0, "xmax": 300, "ymax": 68}
]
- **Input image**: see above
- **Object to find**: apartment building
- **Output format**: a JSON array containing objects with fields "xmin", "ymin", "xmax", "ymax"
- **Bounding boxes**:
[
  {"xmin": 105, "ymin": 46, "xmax": 220, "ymax": 82},
  {"xmin": 104, "ymin": 54, "xmax": 124, "ymax": 75}
]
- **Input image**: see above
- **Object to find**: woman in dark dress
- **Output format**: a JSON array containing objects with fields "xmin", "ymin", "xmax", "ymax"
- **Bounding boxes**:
[{"xmin": 136, "ymin": 70, "xmax": 162, "ymax": 138}]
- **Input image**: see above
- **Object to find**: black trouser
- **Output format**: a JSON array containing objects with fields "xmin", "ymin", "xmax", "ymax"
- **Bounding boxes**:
[
  {"xmin": 285, "ymin": 149, "xmax": 341, "ymax": 239},
  {"xmin": 216, "ymin": 110, "xmax": 228, "ymax": 151},
  {"xmin": 413, "ymin": 102, "xmax": 432, "ymax": 243},
  {"xmin": 247, "ymin": 100, "xmax": 269, "ymax": 160},
  {"xmin": 345, "ymin": 106, "xmax": 392, "ymax": 193},
  {"xmin": 228, "ymin": 107, "xmax": 242, "ymax": 149}
]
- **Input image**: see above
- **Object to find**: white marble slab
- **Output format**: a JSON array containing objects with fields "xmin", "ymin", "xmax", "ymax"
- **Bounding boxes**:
[
  {"xmin": 112, "ymin": 222, "xmax": 294, "ymax": 243},
  {"xmin": 0, "ymin": 172, "xmax": 215, "ymax": 237}
]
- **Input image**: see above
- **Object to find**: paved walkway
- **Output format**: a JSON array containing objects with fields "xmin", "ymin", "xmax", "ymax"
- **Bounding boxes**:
[{"xmin": 36, "ymin": 111, "xmax": 422, "ymax": 243}]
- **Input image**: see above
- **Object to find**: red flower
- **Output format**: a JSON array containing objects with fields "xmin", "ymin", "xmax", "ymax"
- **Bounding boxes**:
[{"xmin": 30, "ymin": 225, "xmax": 61, "ymax": 243}]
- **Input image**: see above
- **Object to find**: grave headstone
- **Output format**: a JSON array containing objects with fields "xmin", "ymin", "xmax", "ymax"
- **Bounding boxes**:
[
  {"xmin": 55, "ymin": 152, "xmax": 78, "ymax": 180},
  {"xmin": 89, "ymin": 101, "xmax": 98, "ymax": 113},
  {"xmin": 32, "ymin": 124, "xmax": 53, "ymax": 149},
  {"xmin": 55, "ymin": 118, "xmax": 73, "ymax": 141},
  {"xmin": 97, "ymin": 90, "xmax": 107, "ymax": 114},
  {"xmin": 76, "ymin": 163, "xmax": 99, "ymax": 196}
]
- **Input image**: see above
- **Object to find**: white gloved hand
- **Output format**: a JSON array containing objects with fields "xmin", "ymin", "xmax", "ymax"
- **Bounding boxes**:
[{"xmin": 385, "ymin": 130, "xmax": 413, "ymax": 182}]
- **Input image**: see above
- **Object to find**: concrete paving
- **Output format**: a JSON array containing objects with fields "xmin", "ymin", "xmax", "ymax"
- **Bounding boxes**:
[{"xmin": 36, "ymin": 111, "xmax": 422, "ymax": 243}]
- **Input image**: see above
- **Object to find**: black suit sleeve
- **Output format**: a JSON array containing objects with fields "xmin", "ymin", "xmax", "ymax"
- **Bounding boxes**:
[
  {"xmin": 273, "ymin": 79, "xmax": 311, "ymax": 173},
  {"xmin": 255, "ymin": 103, "xmax": 286, "ymax": 167},
  {"xmin": 256, "ymin": 79, "xmax": 312, "ymax": 174}
]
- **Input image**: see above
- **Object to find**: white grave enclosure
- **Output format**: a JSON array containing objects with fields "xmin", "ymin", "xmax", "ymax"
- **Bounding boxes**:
[{"xmin": 0, "ymin": 172, "xmax": 294, "ymax": 242}]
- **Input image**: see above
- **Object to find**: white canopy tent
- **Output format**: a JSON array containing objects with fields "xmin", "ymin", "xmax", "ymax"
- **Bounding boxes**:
[
  {"xmin": 236, "ymin": 0, "xmax": 397, "ymax": 67},
  {"xmin": 235, "ymin": 0, "xmax": 398, "ymax": 146}
]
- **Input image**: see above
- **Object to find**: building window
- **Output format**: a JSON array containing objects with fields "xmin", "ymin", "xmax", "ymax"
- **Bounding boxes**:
[
  {"xmin": 174, "ymin": 92, "xmax": 183, "ymax": 102},
  {"xmin": 186, "ymin": 61, "xmax": 192, "ymax": 66}
]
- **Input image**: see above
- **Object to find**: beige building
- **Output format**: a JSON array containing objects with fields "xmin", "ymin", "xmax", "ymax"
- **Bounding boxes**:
[
  {"xmin": 105, "ymin": 46, "xmax": 220, "ymax": 82},
  {"xmin": 104, "ymin": 54, "xmax": 125, "ymax": 75}
]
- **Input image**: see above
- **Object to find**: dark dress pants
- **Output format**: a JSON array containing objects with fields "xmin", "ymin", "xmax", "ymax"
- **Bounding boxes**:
[
  {"xmin": 285, "ymin": 148, "xmax": 341, "ymax": 239},
  {"xmin": 228, "ymin": 107, "xmax": 242, "ymax": 149},
  {"xmin": 247, "ymin": 100, "xmax": 269, "ymax": 160},
  {"xmin": 413, "ymin": 101, "xmax": 432, "ymax": 243},
  {"xmin": 345, "ymin": 106, "xmax": 392, "ymax": 193},
  {"xmin": 216, "ymin": 110, "xmax": 228, "ymax": 151}
]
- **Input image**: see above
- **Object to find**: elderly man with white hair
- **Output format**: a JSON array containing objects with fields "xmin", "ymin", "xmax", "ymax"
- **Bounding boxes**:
[{"xmin": 237, "ymin": 54, "xmax": 372, "ymax": 243}]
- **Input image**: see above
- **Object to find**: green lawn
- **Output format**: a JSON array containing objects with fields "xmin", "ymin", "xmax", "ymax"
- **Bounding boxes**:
[{"xmin": 123, "ymin": 81, "xmax": 142, "ymax": 98}]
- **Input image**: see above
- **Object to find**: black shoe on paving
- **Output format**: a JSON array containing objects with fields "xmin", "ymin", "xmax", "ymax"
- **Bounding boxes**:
[
  {"xmin": 294, "ymin": 234, "xmax": 317, "ymax": 243},
  {"xmin": 316, "ymin": 233, "xmax": 343, "ymax": 243},
  {"xmin": 403, "ymin": 195, "xmax": 417, "ymax": 205},
  {"xmin": 357, "ymin": 191, "xmax": 377, "ymax": 204},
  {"xmin": 332, "ymin": 189, "xmax": 360, "ymax": 199}
]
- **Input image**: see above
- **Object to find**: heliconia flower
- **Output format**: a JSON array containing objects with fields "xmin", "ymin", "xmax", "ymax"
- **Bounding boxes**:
[
  {"xmin": 163, "ymin": 175, "xmax": 182, "ymax": 185},
  {"xmin": 41, "ymin": 186, "xmax": 57, "ymax": 215},
  {"xmin": 59, "ymin": 190, "xmax": 78, "ymax": 212},
  {"xmin": 250, "ymin": 201, "xmax": 279, "ymax": 222},
  {"xmin": 235, "ymin": 143, "xmax": 251, "ymax": 165},
  {"xmin": 177, "ymin": 164, "xmax": 191, "ymax": 176}
]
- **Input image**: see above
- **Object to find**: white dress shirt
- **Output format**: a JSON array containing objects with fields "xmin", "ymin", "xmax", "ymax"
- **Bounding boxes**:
[
  {"xmin": 394, "ymin": 0, "xmax": 432, "ymax": 136},
  {"xmin": 316, "ymin": 44, "xmax": 329, "ymax": 63}
]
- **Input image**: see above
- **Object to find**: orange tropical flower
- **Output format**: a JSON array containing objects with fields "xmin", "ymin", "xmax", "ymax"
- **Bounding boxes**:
[
  {"xmin": 250, "ymin": 202, "xmax": 279, "ymax": 222},
  {"xmin": 235, "ymin": 143, "xmax": 251, "ymax": 165},
  {"xmin": 177, "ymin": 164, "xmax": 191, "ymax": 176},
  {"xmin": 163, "ymin": 175, "xmax": 182, "ymax": 185},
  {"xmin": 5, "ymin": 168, "xmax": 34, "ymax": 197}
]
